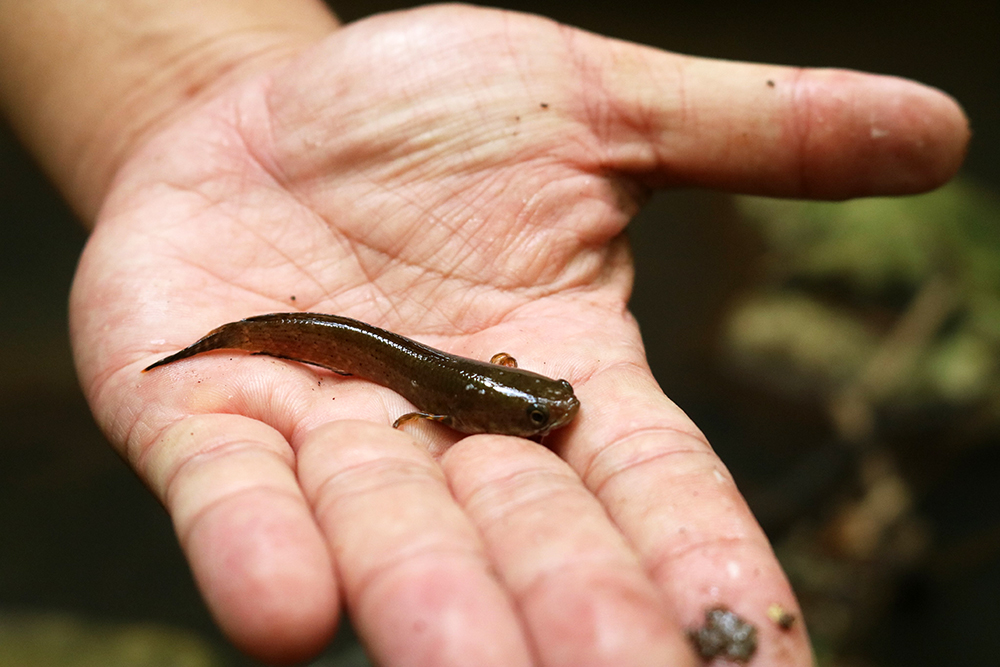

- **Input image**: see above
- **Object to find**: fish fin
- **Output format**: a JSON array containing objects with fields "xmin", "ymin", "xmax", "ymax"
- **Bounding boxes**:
[
  {"xmin": 393, "ymin": 412, "xmax": 452, "ymax": 429},
  {"xmin": 489, "ymin": 352, "xmax": 518, "ymax": 368},
  {"xmin": 250, "ymin": 351, "xmax": 351, "ymax": 375}
]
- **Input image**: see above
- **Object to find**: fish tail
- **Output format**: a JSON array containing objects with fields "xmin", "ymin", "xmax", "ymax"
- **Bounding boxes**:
[{"xmin": 142, "ymin": 322, "xmax": 249, "ymax": 372}]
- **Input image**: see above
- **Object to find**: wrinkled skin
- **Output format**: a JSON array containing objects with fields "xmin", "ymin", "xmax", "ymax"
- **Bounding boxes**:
[{"xmin": 69, "ymin": 5, "xmax": 967, "ymax": 666}]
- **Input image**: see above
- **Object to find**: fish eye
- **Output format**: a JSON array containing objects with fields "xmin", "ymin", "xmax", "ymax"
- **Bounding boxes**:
[{"xmin": 527, "ymin": 405, "xmax": 549, "ymax": 426}]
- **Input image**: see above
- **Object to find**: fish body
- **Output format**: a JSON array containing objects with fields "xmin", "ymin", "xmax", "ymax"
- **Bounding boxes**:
[{"xmin": 144, "ymin": 312, "xmax": 579, "ymax": 436}]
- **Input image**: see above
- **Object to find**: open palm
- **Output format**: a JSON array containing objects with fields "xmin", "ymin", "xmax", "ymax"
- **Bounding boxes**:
[{"xmin": 68, "ymin": 5, "xmax": 966, "ymax": 666}]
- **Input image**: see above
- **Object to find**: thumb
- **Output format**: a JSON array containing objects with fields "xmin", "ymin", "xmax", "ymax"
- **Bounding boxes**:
[{"xmin": 577, "ymin": 34, "xmax": 968, "ymax": 198}]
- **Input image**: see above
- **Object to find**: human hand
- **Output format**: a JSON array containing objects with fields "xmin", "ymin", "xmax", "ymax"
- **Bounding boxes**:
[{"xmin": 67, "ymin": 4, "xmax": 968, "ymax": 665}]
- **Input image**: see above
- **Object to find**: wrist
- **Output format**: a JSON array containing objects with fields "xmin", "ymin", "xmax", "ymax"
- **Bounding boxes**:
[{"xmin": 0, "ymin": 0, "xmax": 338, "ymax": 223}]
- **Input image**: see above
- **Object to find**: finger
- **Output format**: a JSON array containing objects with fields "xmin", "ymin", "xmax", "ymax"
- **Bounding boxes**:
[
  {"xmin": 561, "ymin": 365, "xmax": 813, "ymax": 665},
  {"xmin": 139, "ymin": 413, "xmax": 338, "ymax": 664},
  {"xmin": 443, "ymin": 436, "xmax": 696, "ymax": 667},
  {"xmin": 583, "ymin": 33, "xmax": 969, "ymax": 198},
  {"xmin": 296, "ymin": 420, "xmax": 532, "ymax": 667}
]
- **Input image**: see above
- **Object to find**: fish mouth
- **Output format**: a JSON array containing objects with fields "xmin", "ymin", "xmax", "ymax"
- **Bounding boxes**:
[{"xmin": 543, "ymin": 396, "xmax": 580, "ymax": 434}]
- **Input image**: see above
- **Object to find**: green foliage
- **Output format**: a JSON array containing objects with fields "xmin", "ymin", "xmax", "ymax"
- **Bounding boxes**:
[{"xmin": 728, "ymin": 178, "xmax": 1000, "ymax": 411}]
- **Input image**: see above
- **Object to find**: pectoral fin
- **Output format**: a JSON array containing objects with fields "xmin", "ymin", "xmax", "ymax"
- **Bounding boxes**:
[{"xmin": 393, "ymin": 412, "xmax": 453, "ymax": 429}]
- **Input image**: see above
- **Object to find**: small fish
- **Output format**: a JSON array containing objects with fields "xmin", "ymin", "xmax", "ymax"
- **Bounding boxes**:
[{"xmin": 144, "ymin": 313, "xmax": 579, "ymax": 436}]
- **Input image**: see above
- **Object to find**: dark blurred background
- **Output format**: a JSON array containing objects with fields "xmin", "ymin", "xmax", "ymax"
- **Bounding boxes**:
[{"xmin": 2, "ymin": 1, "xmax": 996, "ymax": 665}]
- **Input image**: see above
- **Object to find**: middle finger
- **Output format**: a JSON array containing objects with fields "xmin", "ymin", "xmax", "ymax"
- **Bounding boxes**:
[{"xmin": 443, "ymin": 435, "xmax": 696, "ymax": 667}]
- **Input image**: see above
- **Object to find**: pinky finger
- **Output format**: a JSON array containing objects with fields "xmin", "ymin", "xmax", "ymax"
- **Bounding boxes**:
[{"xmin": 138, "ymin": 413, "xmax": 339, "ymax": 664}]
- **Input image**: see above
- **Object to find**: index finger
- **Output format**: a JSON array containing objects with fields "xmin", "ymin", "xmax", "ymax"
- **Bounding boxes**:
[{"xmin": 560, "ymin": 365, "xmax": 813, "ymax": 665}]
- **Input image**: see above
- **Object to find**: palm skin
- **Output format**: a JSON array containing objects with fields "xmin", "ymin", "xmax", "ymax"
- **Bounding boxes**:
[{"xmin": 67, "ymin": 5, "xmax": 967, "ymax": 666}]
